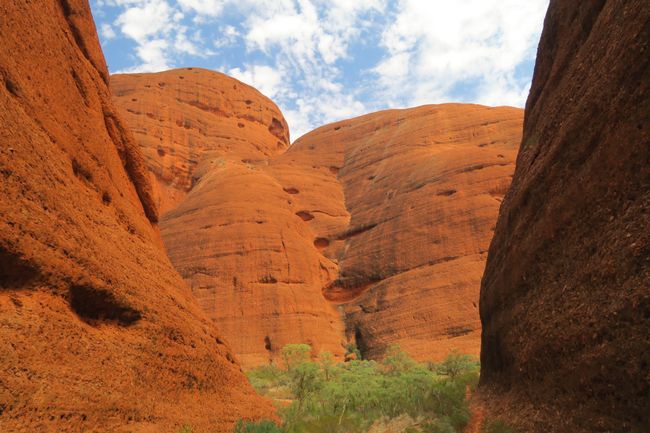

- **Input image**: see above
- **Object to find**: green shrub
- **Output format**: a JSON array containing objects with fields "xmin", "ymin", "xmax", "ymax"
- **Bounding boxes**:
[
  {"xmin": 345, "ymin": 343, "xmax": 363, "ymax": 360},
  {"xmin": 234, "ymin": 420, "xmax": 283, "ymax": 433},
  {"xmin": 281, "ymin": 344, "xmax": 311, "ymax": 371},
  {"xmin": 422, "ymin": 418, "xmax": 456, "ymax": 433},
  {"xmin": 237, "ymin": 344, "xmax": 480, "ymax": 433},
  {"xmin": 436, "ymin": 351, "xmax": 478, "ymax": 381},
  {"xmin": 177, "ymin": 425, "xmax": 194, "ymax": 433}
]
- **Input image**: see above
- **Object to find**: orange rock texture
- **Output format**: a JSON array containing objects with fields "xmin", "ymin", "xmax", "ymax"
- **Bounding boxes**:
[
  {"xmin": 0, "ymin": 2, "xmax": 273, "ymax": 432},
  {"xmin": 111, "ymin": 70, "xmax": 289, "ymax": 214},
  {"xmin": 280, "ymin": 105, "xmax": 523, "ymax": 361},
  {"xmin": 112, "ymin": 69, "xmax": 345, "ymax": 367},
  {"xmin": 114, "ymin": 67, "xmax": 523, "ymax": 367},
  {"xmin": 479, "ymin": 1, "xmax": 649, "ymax": 432}
]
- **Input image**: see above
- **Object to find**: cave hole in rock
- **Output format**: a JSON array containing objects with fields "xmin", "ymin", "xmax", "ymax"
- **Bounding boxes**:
[
  {"xmin": 268, "ymin": 117, "xmax": 286, "ymax": 142},
  {"xmin": 296, "ymin": 211, "xmax": 314, "ymax": 221},
  {"xmin": 283, "ymin": 187, "xmax": 299, "ymax": 195},
  {"xmin": 4, "ymin": 77, "xmax": 19, "ymax": 96},
  {"xmin": 69, "ymin": 284, "xmax": 142, "ymax": 326},
  {"xmin": 264, "ymin": 336, "xmax": 273, "ymax": 351},
  {"xmin": 437, "ymin": 189, "xmax": 457, "ymax": 197},
  {"xmin": 314, "ymin": 237, "xmax": 330, "ymax": 249},
  {"xmin": 354, "ymin": 325, "xmax": 368, "ymax": 359}
]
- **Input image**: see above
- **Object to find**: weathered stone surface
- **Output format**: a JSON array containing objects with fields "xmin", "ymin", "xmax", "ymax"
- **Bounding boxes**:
[
  {"xmin": 0, "ymin": 2, "xmax": 273, "ymax": 432},
  {"xmin": 480, "ymin": 1, "xmax": 650, "ymax": 432},
  {"xmin": 281, "ymin": 105, "xmax": 523, "ymax": 361},
  {"xmin": 111, "ymin": 69, "xmax": 289, "ymax": 214},
  {"xmin": 113, "ymin": 69, "xmax": 346, "ymax": 367},
  {"xmin": 115, "ymin": 67, "xmax": 523, "ymax": 367}
]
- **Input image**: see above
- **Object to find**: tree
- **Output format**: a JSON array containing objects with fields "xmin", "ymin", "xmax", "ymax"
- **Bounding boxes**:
[
  {"xmin": 281, "ymin": 344, "xmax": 311, "ymax": 372},
  {"xmin": 436, "ymin": 351, "xmax": 477, "ymax": 380}
]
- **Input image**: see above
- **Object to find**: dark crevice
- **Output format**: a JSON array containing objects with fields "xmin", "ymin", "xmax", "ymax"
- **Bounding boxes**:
[
  {"xmin": 354, "ymin": 325, "xmax": 368, "ymax": 359},
  {"xmin": 69, "ymin": 284, "xmax": 141, "ymax": 326},
  {"xmin": 71, "ymin": 158, "xmax": 92, "ymax": 182},
  {"xmin": 0, "ymin": 247, "xmax": 41, "ymax": 289},
  {"xmin": 337, "ymin": 223, "xmax": 378, "ymax": 241},
  {"xmin": 258, "ymin": 275, "xmax": 278, "ymax": 284},
  {"xmin": 103, "ymin": 111, "xmax": 158, "ymax": 223},
  {"xmin": 3, "ymin": 73, "xmax": 19, "ymax": 97},
  {"xmin": 268, "ymin": 117, "xmax": 288, "ymax": 144},
  {"xmin": 70, "ymin": 68, "xmax": 88, "ymax": 106},
  {"xmin": 446, "ymin": 326, "xmax": 473, "ymax": 338},
  {"xmin": 314, "ymin": 238, "xmax": 330, "ymax": 249},
  {"xmin": 264, "ymin": 335, "xmax": 273, "ymax": 351},
  {"xmin": 59, "ymin": 0, "xmax": 109, "ymax": 84},
  {"xmin": 296, "ymin": 211, "xmax": 314, "ymax": 221}
]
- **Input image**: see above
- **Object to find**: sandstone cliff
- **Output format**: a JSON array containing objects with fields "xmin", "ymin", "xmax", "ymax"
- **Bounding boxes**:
[
  {"xmin": 283, "ymin": 105, "xmax": 523, "ymax": 361},
  {"xmin": 114, "ymin": 68, "xmax": 523, "ymax": 366},
  {"xmin": 111, "ymin": 70, "xmax": 289, "ymax": 214},
  {"xmin": 480, "ymin": 1, "xmax": 649, "ymax": 432},
  {"xmin": 112, "ymin": 70, "xmax": 345, "ymax": 367},
  {"xmin": 0, "ymin": 1, "xmax": 273, "ymax": 432}
]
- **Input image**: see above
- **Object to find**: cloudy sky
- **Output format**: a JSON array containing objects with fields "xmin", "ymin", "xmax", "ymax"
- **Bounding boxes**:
[{"xmin": 91, "ymin": 0, "xmax": 549, "ymax": 140}]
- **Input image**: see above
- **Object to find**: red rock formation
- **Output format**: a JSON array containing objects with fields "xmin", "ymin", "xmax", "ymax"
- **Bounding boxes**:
[
  {"xmin": 0, "ymin": 1, "xmax": 273, "ymax": 432},
  {"xmin": 479, "ymin": 1, "xmax": 649, "ymax": 432},
  {"xmin": 111, "ymin": 69, "xmax": 289, "ymax": 214},
  {"xmin": 278, "ymin": 105, "xmax": 523, "ymax": 361},
  {"xmin": 114, "ymin": 66, "xmax": 523, "ymax": 367},
  {"xmin": 113, "ymin": 70, "xmax": 346, "ymax": 367}
]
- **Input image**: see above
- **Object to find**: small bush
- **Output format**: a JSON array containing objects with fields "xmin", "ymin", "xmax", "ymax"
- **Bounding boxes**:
[
  {"xmin": 234, "ymin": 420, "xmax": 283, "ymax": 433},
  {"xmin": 422, "ymin": 418, "xmax": 456, "ymax": 433},
  {"xmin": 177, "ymin": 425, "xmax": 194, "ymax": 433}
]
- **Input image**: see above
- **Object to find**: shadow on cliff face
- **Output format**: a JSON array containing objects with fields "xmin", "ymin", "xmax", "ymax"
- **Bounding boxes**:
[
  {"xmin": 68, "ymin": 284, "xmax": 142, "ymax": 326},
  {"xmin": 479, "ymin": 1, "xmax": 650, "ymax": 432},
  {"xmin": 0, "ymin": 246, "xmax": 40, "ymax": 289}
]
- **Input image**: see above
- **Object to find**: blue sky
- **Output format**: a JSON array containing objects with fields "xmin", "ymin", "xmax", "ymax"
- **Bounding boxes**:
[{"xmin": 90, "ymin": 0, "xmax": 549, "ymax": 140}]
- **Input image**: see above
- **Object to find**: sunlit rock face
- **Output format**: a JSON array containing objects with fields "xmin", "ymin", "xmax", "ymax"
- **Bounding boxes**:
[
  {"xmin": 286, "ymin": 104, "xmax": 523, "ymax": 362},
  {"xmin": 480, "ymin": 1, "xmax": 650, "ymax": 432},
  {"xmin": 0, "ymin": 2, "xmax": 274, "ymax": 432},
  {"xmin": 111, "ymin": 69, "xmax": 290, "ymax": 214},
  {"xmin": 113, "ymin": 69, "xmax": 346, "ymax": 367},
  {"xmin": 114, "ymin": 69, "xmax": 523, "ymax": 367}
]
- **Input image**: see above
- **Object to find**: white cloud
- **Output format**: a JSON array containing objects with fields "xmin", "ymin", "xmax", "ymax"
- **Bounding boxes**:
[
  {"xmin": 93, "ymin": 0, "xmax": 548, "ymax": 140},
  {"xmin": 100, "ymin": 23, "xmax": 116, "ymax": 40},
  {"xmin": 228, "ymin": 64, "xmax": 284, "ymax": 99},
  {"xmin": 373, "ymin": 0, "xmax": 548, "ymax": 108},
  {"xmin": 115, "ymin": 0, "xmax": 175, "ymax": 43},
  {"xmin": 177, "ymin": 0, "xmax": 225, "ymax": 16}
]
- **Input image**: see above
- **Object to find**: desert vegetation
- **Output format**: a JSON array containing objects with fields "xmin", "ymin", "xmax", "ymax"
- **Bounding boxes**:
[{"xmin": 235, "ymin": 344, "xmax": 480, "ymax": 433}]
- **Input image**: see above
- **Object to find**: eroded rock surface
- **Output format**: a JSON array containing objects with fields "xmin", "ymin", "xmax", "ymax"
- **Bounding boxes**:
[
  {"xmin": 281, "ymin": 105, "xmax": 523, "ymax": 361},
  {"xmin": 480, "ymin": 1, "xmax": 649, "ymax": 432},
  {"xmin": 113, "ymin": 70, "xmax": 345, "ymax": 367},
  {"xmin": 111, "ymin": 69, "xmax": 289, "ymax": 214},
  {"xmin": 0, "ymin": 2, "xmax": 273, "ymax": 432},
  {"xmin": 114, "ymin": 67, "xmax": 523, "ymax": 367}
]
